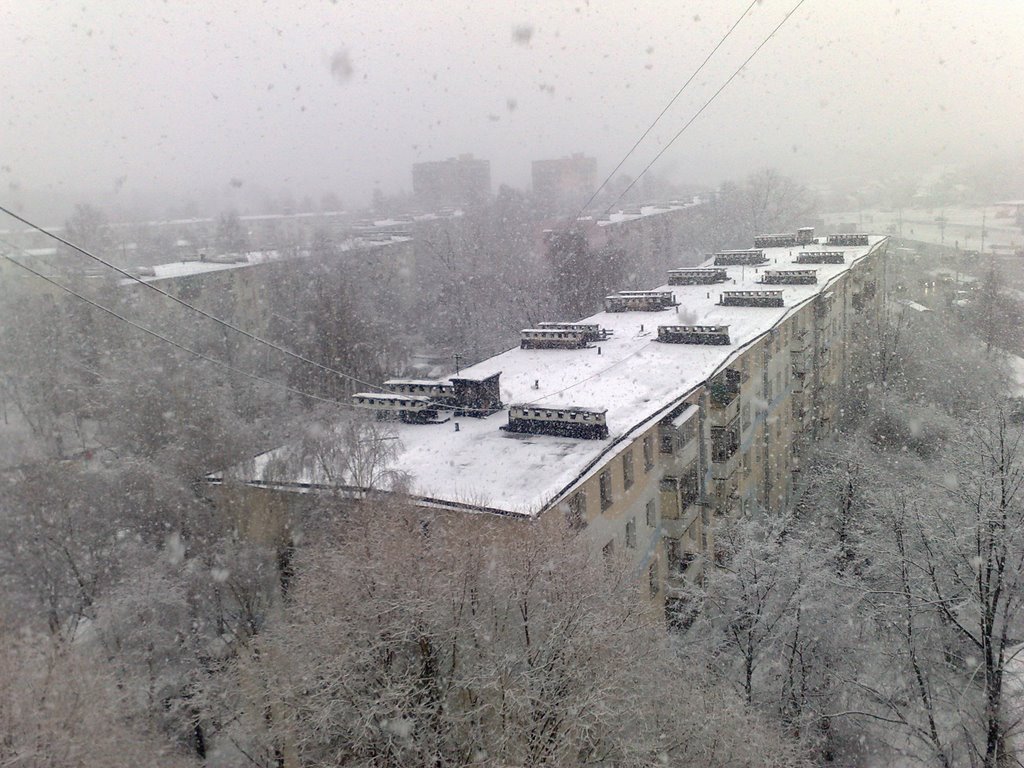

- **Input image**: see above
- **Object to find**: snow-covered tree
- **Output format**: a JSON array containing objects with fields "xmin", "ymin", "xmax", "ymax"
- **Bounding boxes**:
[{"xmin": 234, "ymin": 501, "xmax": 810, "ymax": 767}]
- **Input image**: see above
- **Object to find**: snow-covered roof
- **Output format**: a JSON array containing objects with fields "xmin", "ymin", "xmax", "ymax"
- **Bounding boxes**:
[
  {"xmin": 585, "ymin": 200, "xmax": 700, "ymax": 227},
  {"xmin": 893, "ymin": 298, "xmax": 932, "ymax": 313},
  {"xmin": 117, "ymin": 236, "xmax": 412, "ymax": 285},
  {"xmin": 234, "ymin": 236, "xmax": 887, "ymax": 517}
]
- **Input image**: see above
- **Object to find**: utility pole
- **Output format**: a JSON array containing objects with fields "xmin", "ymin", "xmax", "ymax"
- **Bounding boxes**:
[
  {"xmin": 980, "ymin": 209, "xmax": 987, "ymax": 255},
  {"xmin": 453, "ymin": 352, "xmax": 462, "ymax": 376}
]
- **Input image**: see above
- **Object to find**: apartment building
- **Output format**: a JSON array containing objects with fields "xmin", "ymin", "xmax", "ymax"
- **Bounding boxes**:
[
  {"xmin": 532, "ymin": 153, "xmax": 598, "ymax": 212},
  {"xmin": 412, "ymin": 154, "xmax": 491, "ymax": 209},
  {"xmin": 220, "ymin": 229, "xmax": 887, "ymax": 618},
  {"xmin": 116, "ymin": 234, "xmax": 415, "ymax": 337}
]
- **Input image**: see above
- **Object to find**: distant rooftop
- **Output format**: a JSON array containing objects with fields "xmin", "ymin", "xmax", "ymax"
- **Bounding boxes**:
[
  {"xmin": 577, "ymin": 199, "xmax": 702, "ymax": 227},
  {"xmin": 118, "ymin": 234, "xmax": 411, "ymax": 286}
]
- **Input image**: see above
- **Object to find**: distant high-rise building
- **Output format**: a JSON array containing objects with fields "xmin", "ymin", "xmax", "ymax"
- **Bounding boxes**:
[
  {"xmin": 532, "ymin": 153, "xmax": 598, "ymax": 212},
  {"xmin": 412, "ymin": 154, "xmax": 491, "ymax": 209}
]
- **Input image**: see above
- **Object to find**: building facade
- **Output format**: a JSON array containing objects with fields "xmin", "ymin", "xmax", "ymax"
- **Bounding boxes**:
[
  {"xmin": 223, "ymin": 230, "xmax": 887, "ymax": 617},
  {"xmin": 532, "ymin": 153, "xmax": 598, "ymax": 213},
  {"xmin": 412, "ymin": 154, "xmax": 491, "ymax": 209}
]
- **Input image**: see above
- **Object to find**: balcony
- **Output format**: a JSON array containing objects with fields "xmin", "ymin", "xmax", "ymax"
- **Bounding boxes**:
[
  {"xmin": 791, "ymin": 349, "xmax": 808, "ymax": 378},
  {"xmin": 711, "ymin": 423, "xmax": 739, "ymax": 464},
  {"xmin": 710, "ymin": 369, "xmax": 741, "ymax": 408}
]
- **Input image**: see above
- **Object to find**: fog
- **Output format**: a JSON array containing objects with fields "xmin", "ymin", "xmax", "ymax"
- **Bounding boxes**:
[{"xmin": 3, "ymin": 0, "xmax": 1023, "ymax": 219}]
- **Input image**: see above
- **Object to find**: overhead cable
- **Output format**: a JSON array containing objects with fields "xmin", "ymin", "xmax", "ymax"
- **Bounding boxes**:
[
  {"xmin": 574, "ymin": 0, "xmax": 759, "ymax": 219},
  {"xmin": 602, "ymin": 0, "xmax": 809, "ymax": 216},
  {"xmin": 0, "ymin": 204, "xmax": 386, "ymax": 394},
  {"xmin": 2, "ymin": 254, "xmax": 352, "ymax": 410}
]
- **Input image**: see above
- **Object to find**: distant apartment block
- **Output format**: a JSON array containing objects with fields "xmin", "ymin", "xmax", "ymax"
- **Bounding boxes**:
[
  {"xmin": 116, "ymin": 233, "xmax": 415, "ymax": 342},
  {"xmin": 218, "ymin": 227, "xmax": 887, "ymax": 623},
  {"xmin": 412, "ymin": 154, "xmax": 491, "ymax": 209},
  {"xmin": 532, "ymin": 153, "xmax": 597, "ymax": 212}
]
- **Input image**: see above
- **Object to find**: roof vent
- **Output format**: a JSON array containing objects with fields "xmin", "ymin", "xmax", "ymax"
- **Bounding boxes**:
[
  {"xmin": 384, "ymin": 379, "xmax": 457, "ymax": 401},
  {"xmin": 713, "ymin": 249, "xmax": 767, "ymax": 266},
  {"xmin": 796, "ymin": 227, "xmax": 816, "ymax": 245},
  {"xmin": 520, "ymin": 328, "xmax": 589, "ymax": 349},
  {"xmin": 668, "ymin": 267, "xmax": 728, "ymax": 285},
  {"xmin": 826, "ymin": 233, "xmax": 869, "ymax": 246},
  {"xmin": 754, "ymin": 233, "xmax": 799, "ymax": 249},
  {"xmin": 352, "ymin": 393, "xmax": 440, "ymax": 423},
  {"xmin": 604, "ymin": 290, "xmax": 676, "ymax": 312},
  {"xmin": 720, "ymin": 290, "xmax": 784, "ymax": 308},
  {"xmin": 536, "ymin": 321, "xmax": 609, "ymax": 342},
  {"xmin": 502, "ymin": 405, "xmax": 609, "ymax": 440},
  {"xmin": 657, "ymin": 324, "xmax": 731, "ymax": 345},
  {"xmin": 450, "ymin": 373, "xmax": 503, "ymax": 417},
  {"xmin": 796, "ymin": 251, "xmax": 845, "ymax": 264},
  {"xmin": 761, "ymin": 269, "xmax": 818, "ymax": 285}
]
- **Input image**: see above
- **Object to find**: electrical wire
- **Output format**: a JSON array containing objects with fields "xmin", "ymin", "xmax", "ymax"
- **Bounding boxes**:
[
  {"xmin": 0, "ymin": 209, "xmax": 507, "ymax": 414},
  {"xmin": 525, "ymin": 340, "xmax": 655, "ymax": 406},
  {"xmin": 0, "ymin": 204, "xmax": 387, "ymax": 394},
  {"xmin": 2, "ymin": 254, "xmax": 354, "ymax": 410},
  {"xmin": 574, "ymin": 0, "xmax": 759, "ymax": 219},
  {"xmin": 602, "ymin": 0, "xmax": 809, "ymax": 216}
]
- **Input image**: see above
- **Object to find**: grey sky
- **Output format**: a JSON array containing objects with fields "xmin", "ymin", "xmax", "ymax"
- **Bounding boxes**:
[{"xmin": 3, "ymin": 1, "xmax": 1022, "ymax": 219}]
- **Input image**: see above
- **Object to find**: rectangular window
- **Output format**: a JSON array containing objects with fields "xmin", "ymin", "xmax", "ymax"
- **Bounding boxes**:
[
  {"xmin": 566, "ymin": 491, "xmax": 587, "ymax": 531},
  {"xmin": 679, "ymin": 418, "xmax": 696, "ymax": 447},
  {"xmin": 660, "ymin": 431, "xmax": 674, "ymax": 455},
  {"xmin": 599, "ymin": 469, "xmax": 613, "ymax": 511},
  {"xmin": 649, "ymin": 563, "xmax": 659, "ymax": 596},
  {"xmin": 680, "ymin": 462, "xmax": 700, "ymax": 508},
  {"xmin": 643, "ymin": 435, "xmax": 654, "ymax": 471},
  {"xmin": 622, "ymin": 449, "xmax": 634, "ymax": 489},
  {"xmin": 646, "ymin": 498, "xmax": 656, "ymax": 527},
  {"xmin": 666, "ymin": 537, "xmax": 693, "ymax": 576},
  {"xmin": 626, "ymin": 517, "xmax": 637, "ymax": 549}
]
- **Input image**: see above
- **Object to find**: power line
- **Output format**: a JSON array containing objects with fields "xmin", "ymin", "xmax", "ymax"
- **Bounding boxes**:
[
  {"xmin": 2, "ymin": 254, "xmax": 353, "ymax": 410},
  {"xmin": 0, "ymin": 236, "xmax": 496, "ymax": 414},
  {"xmin": 526, "ymin": 340, "xmax": 655, "ymax": 406},
  {"xmin": 603, "ymin": 0, "xmax": 809, "ymax": 216},
  {"xmin": 574, "ymin": 0, "xmax": 759, "ymax": 219},
  {"xmin": 0, "ymin": 204, "xmax": 386, "ymax": 394}
]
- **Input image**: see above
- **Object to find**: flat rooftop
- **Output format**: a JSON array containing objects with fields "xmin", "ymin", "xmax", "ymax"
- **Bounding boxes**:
[
  {"xmin": 230, "ymin": 235, "xmax": 887, "ymax": 516},
  {"xmin": 117, "ymin": 235, "xmax": 412, "ymax": 285}
]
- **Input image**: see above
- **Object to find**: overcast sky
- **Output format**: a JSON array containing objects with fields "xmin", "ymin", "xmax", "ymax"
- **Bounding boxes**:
[{"xmin": 3, "ymin": 0, "xmax": 1023, "ymax": 220}]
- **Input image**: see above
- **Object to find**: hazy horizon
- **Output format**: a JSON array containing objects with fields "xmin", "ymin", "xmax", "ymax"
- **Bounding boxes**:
[{"xmin": 3, "ymin": 0, "xmax": 1023, "ymax": 221}]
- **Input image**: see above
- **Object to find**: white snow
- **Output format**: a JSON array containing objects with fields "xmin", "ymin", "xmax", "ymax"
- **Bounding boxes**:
[
  {"xmin": 117, "ymin": 236, "xmax": 412, "ymax": 285},
  {"xmin": 237, "ymin": 237, "xmax": 886, "ymax": 516}
]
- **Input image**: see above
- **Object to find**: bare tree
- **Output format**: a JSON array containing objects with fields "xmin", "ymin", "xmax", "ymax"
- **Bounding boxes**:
[
  {"xmin": 0, "ymin": 631, "xmax": 198, "ymax": 767},
  {"xmin": 234, "ymin": 502, "xmax": 809, "ymax": 767}
]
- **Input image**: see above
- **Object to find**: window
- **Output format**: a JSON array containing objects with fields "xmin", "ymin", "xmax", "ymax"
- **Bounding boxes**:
[
  {"xmin": 646, "ymin": 498, "xmax": 656, "ymax": 527},
  {"xmin": 626, "ymin": 517, "xmax": 637, "ymax": 548},
  {"xmin": 643, "ymin": 435, "xmax": 654, "ymax": 471},
  {"xmin": 660, "ymin": 431, "xmax": 674, "ymax": 455},
  {"xmin": 680, "ymin": 462, "xmax": 700, "ymax": 508},
  {"xmin": 649, "ymin": 563, "xmax": 659, "ymax": 596},
  {"xmin": 678, "ymin": 418, "xmax": 696, "ymax": 447},
  {"xmin": 622, "ymin": 449, "xmax": 634, "ymax": 489},
  {"xmin": 599, "ymin": 469, "xmax": 613, "ymax": 510},
  {"xmin": 566, "ymin": 491, "xmax": 587, "ymax": 531},
  {"xmin": 666, "ymin": 537, "xmax": 693, "ymax": 576}
]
